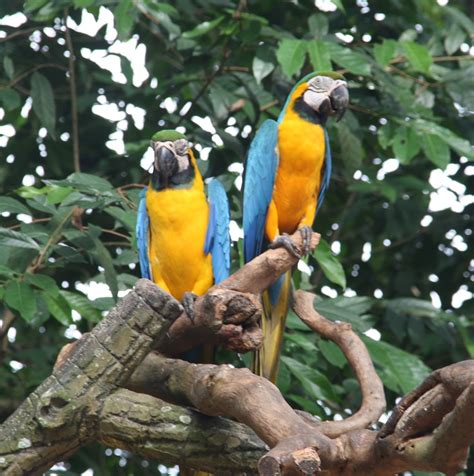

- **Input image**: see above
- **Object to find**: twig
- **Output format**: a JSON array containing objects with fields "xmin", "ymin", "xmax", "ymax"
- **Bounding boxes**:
[
  {"xmin": 83, "ymin": 226, "xmax": 130, "ymax": 240},
  {"xmin": 0, "ymin": 63, "xmax": 67, "ymax": 91},
  {"xmin": 64, "ymin": 10, "xmax": 80, "ymax": 173},
  {"xmin": 8, "ymin": 217, "xmax": 51, "ymax": 230},
  {"xmin": 27, "ymin": 208, "xmax": 74, "ymax": 273},
  {"xmin": 0, "ymin": 27, "xmax": 36, "ymax": 43}
]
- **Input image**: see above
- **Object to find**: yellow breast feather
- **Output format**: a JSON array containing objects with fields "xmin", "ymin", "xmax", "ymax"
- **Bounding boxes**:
[
  {"xmin": 272, "ymin": 83, "xmax": 326, "ymax": 235},
  {"xmin": 146, "ymin": 170, "xmax": 213, "ymax": 301}
]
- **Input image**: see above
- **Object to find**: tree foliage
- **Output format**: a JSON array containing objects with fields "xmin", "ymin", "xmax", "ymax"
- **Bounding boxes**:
[{"xmin": 0, "ymin": 0, "xmax": 473, "ymax": 473}]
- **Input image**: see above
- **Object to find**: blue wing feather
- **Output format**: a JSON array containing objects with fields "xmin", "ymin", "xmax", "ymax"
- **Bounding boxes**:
[
  {"xmin": 316, "ymin": 129, "xmax": 332, "ymax": 213},
  {"xmin": 243, "ymin": 119, "xmax": 279, "ymax": 263},
  {"xmin": 205, "ymin": 179, "xmax": 230, "ymax": 284},
  {"xmin": 136, "ymin": 187, "xmax": 152, "ymax": 280}
]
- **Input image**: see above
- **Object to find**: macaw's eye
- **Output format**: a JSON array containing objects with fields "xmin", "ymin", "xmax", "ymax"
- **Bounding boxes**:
[{"xmin": 174, "ymin": 139, "xmax": 188, "ymax": 156}]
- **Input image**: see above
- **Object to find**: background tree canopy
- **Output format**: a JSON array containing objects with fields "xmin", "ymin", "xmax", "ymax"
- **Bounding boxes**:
[{"xmin": 0, "ymin": 0, "xmax": 473, "ymax": 474}]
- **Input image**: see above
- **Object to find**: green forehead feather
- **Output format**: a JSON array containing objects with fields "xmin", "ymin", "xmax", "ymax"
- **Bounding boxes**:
[
  {"xmin": 151, "ymin": 130, "xmax": 187, "ymax": 142},
  {"xmin": 295, "ymin": 71, "xmax": 345, "ymax": 88}
]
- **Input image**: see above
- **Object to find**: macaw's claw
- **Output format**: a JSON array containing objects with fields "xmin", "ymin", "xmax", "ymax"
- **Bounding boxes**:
[
  {"xmin": 269, "ymin": 233, "xmax": 301, "ymax": 258},
  {"xmin": 299, "ymin": 225, "xmax": 313, "ymax": 256},
  {"xmin": 182, "ymin": 292, "xmax": 198, "ymax": 322}
]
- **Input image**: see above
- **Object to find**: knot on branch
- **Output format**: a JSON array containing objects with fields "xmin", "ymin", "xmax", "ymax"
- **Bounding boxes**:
[
  {"xmin": 158, "ymin": 288, "xmax": 263, "ymax": 355},
  {"xmin": 37, "ymin": 389, "xmax": 72, "ymax": 429}
]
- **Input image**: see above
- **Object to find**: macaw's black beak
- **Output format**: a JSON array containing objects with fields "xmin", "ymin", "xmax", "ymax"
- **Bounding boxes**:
[
  {"xmin": 155, "ymin": 146, "xmax": 178, "ymax": 179},
  {"xmin": 330, "ymin": 83, "xmax": 349, "ymax": 122}
]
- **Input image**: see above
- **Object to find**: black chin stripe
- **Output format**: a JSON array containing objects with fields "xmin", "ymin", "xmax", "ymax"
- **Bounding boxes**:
[{"xmin": 293, "ymin": 96, "xmax": 324, "ymax": 125}]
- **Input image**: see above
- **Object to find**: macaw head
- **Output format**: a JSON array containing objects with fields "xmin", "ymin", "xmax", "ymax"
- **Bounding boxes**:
[
  {"xmin": 149, "ymin": 130, "xmax": 196, "ymax": 190},
  {"xmin": 293, "ymin": 72, "xmax": 349, "ymax": 124}
]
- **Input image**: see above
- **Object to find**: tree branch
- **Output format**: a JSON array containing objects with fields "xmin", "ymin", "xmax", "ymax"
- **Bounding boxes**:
[
  {"xmin": 98, "ymin": 388, "xmax": 265, "ymax": 473},
  {"xmin": 64, "ymin": 10, "xmax": 81, "ymax": 173},
  {"xmin": 292, "ymin": 290, "xmax": 386, "ymax": 437}
]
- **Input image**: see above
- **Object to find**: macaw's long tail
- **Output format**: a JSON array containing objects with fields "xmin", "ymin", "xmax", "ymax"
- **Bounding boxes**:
[{"xmin": 252, "ymin": 271, "xmax": 292, "ymax": 383}]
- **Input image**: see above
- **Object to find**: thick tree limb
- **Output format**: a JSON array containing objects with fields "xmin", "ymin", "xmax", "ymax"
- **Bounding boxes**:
[
  {"xmin": 0, "ymin": 280, "xmax": 182, "ymax": 475},
  {"xmin": 98, "ymin": 388, "xmax": 265, "ymax": 473}
]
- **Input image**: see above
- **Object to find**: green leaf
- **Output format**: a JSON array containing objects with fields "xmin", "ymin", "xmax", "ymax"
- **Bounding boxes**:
[
  {"xmin": 393, "ymin": 126, "xmax": 421, "ymax": 164},
  {"xmin": 307, "ymin": 40, "xmax": 332, "ymax": 72},
  {"xmin": 42, "ymin": 291, "xmax": 71, "ymax": 326},
  {"xmin": 25, "ymin": 273, "xmax": 59, "ymax": 296},
  {"xmin": 104, "ymin": 206, "xmax": 136, "ymax": 232},
  {"xmin": 373, "ymin": 39, "xmax": 397, "ymax": 68},
  {"xmin": 17, "ymin": 185, "xmax": 50, "ymax": 198},
  {"xmin": 87, "ymin": 225, "xmax": 119, "ymax": 299},
  {"xmin": 444, "ymin": 5, "xmax": 474, "ymax": 35},
  {"xmin": 30, "ymin": 72, "xmax": 56, "ymax": 138},
  {"xmin": 308, "ymin": 14, "xmax": 328, "ymax": 38},
  {"xmin": 0, "ymin": 89, "xmax": 21, "ymax": 111},
  {"xmin": 363, "ymin": 337, "xmax": 431, "ymax": 394},
  {"xmin": 115, "ymin": 0, "xmax": 135, "ymax": 39},
  {"xmin": 413, "ymin": 119, "xmax": 474, "ymax": 160},
  {"xmin": 0, "ymin": 197, "xmax": 31, "ymax": 215},
  {"xmin": 286, "ymin": 333, "xmax": 317, "ymax": 352},
  {"xmin": 74, "ymin": 0, "xmax": 95, "ymax": 6},
  {"xmin": 3, "ymin": 56, "xmax": 14, "ymax": 79},
  {"xmin": 313, "ymin": 239, "xmax": 346, "ymax": 288},
  {"xmin": 60, "ymin": 290, "xmax": 103, "ymax": 323},
  {"xmin": 330, "ymin": 0, "xmax": 345, "ymax": 12},
  {"xmin": 319, "ymin": 340, "xmax": 346, "ymax": 368},
  {"xmin": 46, "ymin": 186, "xmax": 73, "ymax": 205},
  {"xmin": 444, "ymin": 24, "xmax": 466, "ymax": 55},
  {"xmin": 252, "ymin": 56, "xmax": 275, "ymax": 84},
  {"xmin": 5, "ymin": 281, "xmax": 37, "ymax": 322},
  {"xmin": 421, "ymin": 134, "xmax": 450, "ymax": 169},
  {"xmin": 315, "ymin": 299, "xmax": 374, "ymax": 333},
  {"xmin": 0, "ymin": 228, "xmax": 40, "ymax": 250},
  {"xmin": 0, "ymin": 265, "xmax": 16, "ymax": 278},
  {"xmin": 401, "ymin": 41, "xmax": 432, "ymax": 74},
  {"xmin": 49, "ymin": 173, "xmax": 114, "ymax": 193},
  {"xmin": 276, "ymin": 39, "xmax": 307, "ymax": 79},
  {"xmin": 336, "ymin": 122, "xmax": 363, "ymax": 174},
  {"xmin": 281, "ymin": 356, "xmax": 339, "ymax": 403},
  {"xmin": 24, "ymin": 0, "xmax": 49, "ymax": 12},
  {"xmin": 325, "ymin": 43, "xmax": 371, "ymax": 76},
  {"xmin": 182, "ymin": 16, "xmax": 224, "ymax": 38}
]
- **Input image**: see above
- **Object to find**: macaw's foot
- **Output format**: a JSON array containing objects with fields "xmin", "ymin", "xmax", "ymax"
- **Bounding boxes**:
[
  {"xmin": 298, "ymin": 225, "xmax": 313, "ymax": 256},
  {"xmin": 269, "ymin": 233, "xmax": 301, "ymax": 258},
  {"xmin": 182, "ymin": 292, "xmax": 198, "ymax": 322}
]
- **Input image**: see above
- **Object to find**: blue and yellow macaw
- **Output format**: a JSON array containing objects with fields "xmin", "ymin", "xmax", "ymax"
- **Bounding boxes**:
[
  {"xmin": 243, "ymin": 72, "xmax": 349, "ymax": 382},
  {"xmin": 136, "ymin": 130, "xmax": 230, "ymax": 358}
]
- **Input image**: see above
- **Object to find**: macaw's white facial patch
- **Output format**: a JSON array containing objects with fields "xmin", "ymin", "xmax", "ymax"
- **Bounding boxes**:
[
  {"xmin": 174, "ymin": 138, "xmax": 188, "ymax": 156},
  {"xmin": 176, "ymin": 153, "xmax": 190, "ymax": 172},
  {"xmin": 303, "ymin": 76, "xmax": 347, "ymax": 112}
]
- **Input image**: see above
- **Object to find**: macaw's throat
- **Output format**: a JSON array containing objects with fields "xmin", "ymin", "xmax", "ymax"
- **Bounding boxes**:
[
  {"xmin": 293, "ymin": 96, "xmax": 324, "ymax": 125},
  {"xmin": 151, "ymin": 155, "xmax": 195, "ymax": 190}
]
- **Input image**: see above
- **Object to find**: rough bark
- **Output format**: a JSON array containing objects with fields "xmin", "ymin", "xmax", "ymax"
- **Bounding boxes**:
[
  {"xmin": 98, "ymin": 388, "xmax": 265, "ymax": 473},
  {"xmin": 1, "ymin": 230, "xmax": 473, "ymax": 475}
]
